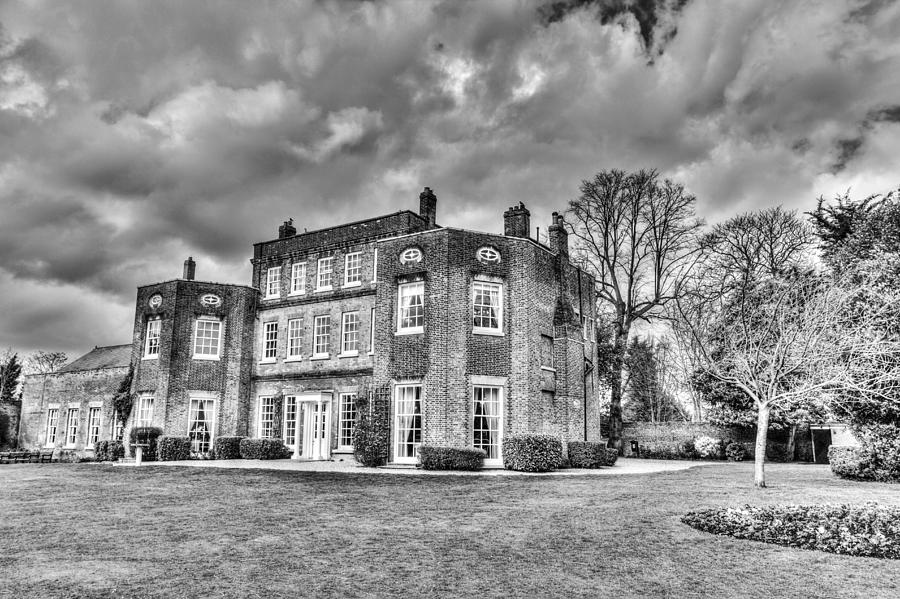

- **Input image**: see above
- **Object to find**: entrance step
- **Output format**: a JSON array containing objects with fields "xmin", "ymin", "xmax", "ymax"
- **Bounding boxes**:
[{"xmin": 378, "ymin": 463, "xmax": 419, "ymax": 470}]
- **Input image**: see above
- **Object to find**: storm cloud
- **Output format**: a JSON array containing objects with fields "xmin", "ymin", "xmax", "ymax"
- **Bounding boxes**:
[{"xmin": 1, "ymin": 0, "xmax": 899, "ymax": 357}]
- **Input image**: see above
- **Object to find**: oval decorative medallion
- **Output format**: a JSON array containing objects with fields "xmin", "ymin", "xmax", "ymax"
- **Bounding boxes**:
[
  {"xmin": 476, "ymin": 246, "xmax": 501, "ymax": 264},
  {"xmin": 400, "ymin": 247, "xmax": 423, "ymax": 264},
  {"xmin": 148, "ymin": 294, "xmax": 163, "ymax": 309},
  {"xmin": 200, "ymin": 294, "xmax": 222, "ymax": 307}
]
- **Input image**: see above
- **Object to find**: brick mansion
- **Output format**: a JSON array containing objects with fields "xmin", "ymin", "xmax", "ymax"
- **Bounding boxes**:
[{"xmin": 18, "ymin": 188, "xmax": 602, "ymax": 464}]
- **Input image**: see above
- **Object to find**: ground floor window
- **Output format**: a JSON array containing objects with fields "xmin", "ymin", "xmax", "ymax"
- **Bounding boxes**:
[
  {"xmin": 87, "ymin": 407, "xmax": 101, "ymax": 448},
  {"xmin": 283, "ymin": 396, "xmax": 298, "ymax": 448},
  {"xmin": 65, "ymin": 408, "xmax": 79, "ymax": 447},
  {"xmin": 339, "ymin": 392, "xmax": 357, "ymax": 448},
  {"xmin": 259, "ymin": 396, "xmax": 275, "ymax": 438},
  {"xmin": 45, "ymin": 408, "xmax": 59, "ymax": 445},
  {"xmin": 473, "ymin": 385, "xmax": 502, "ymax": 462},
  {"xmin": 113, "ymin": 418, "xmax": 123, "ymax": 442},
  {"xmin": 394, "ymin": 384, "xmax": 422, "ymax": 463},
  {"xmin": 136, "ymin": 394, "xmax": 154, "ymax": 427},
  {"xmin": 188, "ymin": 398, "xmax": 215, "ymax": 454}
]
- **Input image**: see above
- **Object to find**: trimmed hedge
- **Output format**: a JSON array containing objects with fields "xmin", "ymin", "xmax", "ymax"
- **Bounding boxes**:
[
  {"xmin": 682, "ymin": 503, "xmax": 900, "ymax": 559},
  {"xmin": 213, "ymin": 436, "xmax": 244, "ymax": 460},
  {"xmin": 94, "ymin": 440, "xmax": 125, "ymax": 462},
  {"xmin": 567, "ymin": 441, "xmax": 606, "ymax": 468},
  {"xmin": 129, "ymin": 426, "xmax": 162, "ymax": 462},
  {"xmin": 418, "ymin": 446, "xmax": 485, "ymax": 471},
  {"xmin": 726, "ymin": 441, "xmax": 747, "ymax": 462},
  {"xmin": 239, "ymin": 438, "xmax": 290, "ymax": 460},
  {"xmin": 603, "ymin": 447, "xmax": 618, "ymax": 466},
  {"xmin": 502, "ymin": 435, "xmax": 562, "ymax": 472},
  {"xmin": 157, "ymin": 436, "xmax": 191, "ymax": 461}
]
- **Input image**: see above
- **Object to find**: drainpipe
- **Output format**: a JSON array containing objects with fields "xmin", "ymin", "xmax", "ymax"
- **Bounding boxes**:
[{"xmin": 577, "ymin": 268, "xmax": 590, "ymax": 442}]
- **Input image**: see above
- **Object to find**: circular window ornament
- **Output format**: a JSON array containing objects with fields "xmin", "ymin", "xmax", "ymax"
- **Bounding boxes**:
[
  {"xmin": 200, "ymin": 294, "xmax": 222, "ymax": 307},
  {"xmin": 148, "ymin": 294, "xmax": 163, "ymax": 309},
  {"xmin": 400, "ymin": 247, "xmax": 423, "ymax": 264},
  {"xmin": 476, "ymin": 246, "xmax": 501, "ymax": 264}
]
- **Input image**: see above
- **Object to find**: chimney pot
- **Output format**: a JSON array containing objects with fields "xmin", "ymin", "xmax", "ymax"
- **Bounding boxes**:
[
  {"xmin": 278, "ymin": 218, "xmax": 297, "ymax": 239},
  {"xmin": 548, "ymin": 213, "xmax": 569, "ymax": 259},
  {"xmin": 419, "ymin": 186, "xmax": 438, "ymax": 228},
  {"xmin": 503, "ymin": 202, "xmax": 531, "ymax": 239},
  {"xmin": 183, "ymin": 256, "xmax": 196, "ymax": 280}
]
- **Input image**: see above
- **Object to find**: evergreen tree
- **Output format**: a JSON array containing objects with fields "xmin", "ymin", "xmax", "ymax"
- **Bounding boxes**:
[{"xmin": 0, "ymin": 352, "xmax": 23, "ymax": 404}]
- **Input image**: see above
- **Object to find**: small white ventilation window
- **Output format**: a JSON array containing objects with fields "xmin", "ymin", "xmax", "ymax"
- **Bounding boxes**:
[
  {"xmin": 400, "ymin": 248, "xmax": 423, "ymax": 264},
  {"xmin": 477, "ymin": 246, "xmax": 501, "ymax": 264}
]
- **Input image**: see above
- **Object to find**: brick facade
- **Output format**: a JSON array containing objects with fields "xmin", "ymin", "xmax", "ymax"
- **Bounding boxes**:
[{"xmin": 19, "ymin": 187, "xmax": 603, "ymax": 464}]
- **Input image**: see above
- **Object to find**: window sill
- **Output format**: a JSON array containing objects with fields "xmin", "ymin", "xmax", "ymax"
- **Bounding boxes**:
[
  {"xmin": 193, "ymin": 355, "xmax": 221, "ymax": 361},
  {"xmin": 259, "ymin": 359, "xmax": 277, "ymax": 364},
  {"xmin": 342, "ymin": 281, "xmax": 362, "ymax": 289},
  {"xmin": 310, "ymin": 354, "xmax": 330, "ymax": 361},
  {"xmin": 367, "ymin": 351, "xmax": 375, "ymax": 356},
  {"xmin": 337, "ymin": 351, "xmax": 359, "ymax": 358},
  {"xmin": 473, "ymin": 328, "xmax": 504, "ymax": 337},
  {"xmin": 284, "ymin": 356, "xmax": 304, "ymax": 363},
  {"xmin": 314, "ymin": 286, "xmax": 333, "ymax": 293},
  {"xmin": 141, "ymin": 355, "xmax": 159, "ymax": 361},
  {"xmin": 263, "ymin": 295, "xmax": 280, "ymax": 301},
  {"xmin": 395, "ymin": 329, "xmax": 424, "ymax": 336},
  {"xmin": 540, "ymin": 366, "xmax": 557, "ymax": 373},
  {"xmin": 288, "ymin": 291, "xmax": 306, "ymax": 297}
]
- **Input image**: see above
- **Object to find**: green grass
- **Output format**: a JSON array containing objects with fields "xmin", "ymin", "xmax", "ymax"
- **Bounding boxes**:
[{"xmin": 1, "ymin": 463, "xmax": 899, "ymax": 598}]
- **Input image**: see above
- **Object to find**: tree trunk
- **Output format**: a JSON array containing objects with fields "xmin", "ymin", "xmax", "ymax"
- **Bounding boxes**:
[
  {"xmin": 754, "ymin": 403, "xmax": 771, "ymax": 488},
  {"xmin": 786, "ymin": 424, "xmax": 796, "ymax": 462},
  {"xmin": 607, "ymin": 321, "xmax": 630, "ymax": 453}
]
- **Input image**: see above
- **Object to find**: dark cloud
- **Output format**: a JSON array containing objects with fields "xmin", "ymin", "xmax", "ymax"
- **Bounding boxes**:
[{"xmin": 1, "ymin": 0, "xmax": 899, "ymax": 355}]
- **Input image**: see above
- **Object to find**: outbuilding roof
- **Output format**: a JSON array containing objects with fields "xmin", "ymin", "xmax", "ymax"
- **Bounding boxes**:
[{"xmin": 57, "ymin": 344, "xmax": 132, "ymax": 373}]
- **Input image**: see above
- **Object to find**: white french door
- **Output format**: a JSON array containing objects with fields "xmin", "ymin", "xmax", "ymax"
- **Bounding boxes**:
[
  {"xmin": 283, "ymin": 396, "xmax": 299, "ymax": 452},
  {"xmin": 394, "ymin": 384, "xmax": 422, "ymax": 464},
  {"xmin": 301, "ymin": 394, "xmax": 332, "ymax": 460}
]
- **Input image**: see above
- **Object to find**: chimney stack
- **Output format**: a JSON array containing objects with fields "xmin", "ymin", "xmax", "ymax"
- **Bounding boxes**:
[
  {"xmin": 548, "ymin": 212, "xmax": 569, "ymax": 258},
  {"xmin": 503, "ymin": 202, "xmax": 531, "ymax": 238},
  {"xmin": 278, "ymin": 218, "xmax": 296, "ymax": 239},
  {"xmin": 419, "ymin": 187, "xmax": 437, "ymax": 228},
  {"xmin": 183, "ymin": 256, "xmax": 196, "ymax": 280}
]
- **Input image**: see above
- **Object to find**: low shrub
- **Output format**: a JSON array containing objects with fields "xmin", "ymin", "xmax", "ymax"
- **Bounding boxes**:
[
  {"xmin": 694, "ymin": 436, "xmax": 724, "ymax": 459},
  {"xmin": 856, "ymin": 424, "xmax": 900, "ymax": 482},
  {"xmin": 94, "ymin": 440, "xmax": 108, "ymax": 462},
  {"xmin": 129, "ymin": 426, "xmax": 162, "ymax": 462},
  {"xmin": 157, "ymin": 436, "xmax": 191, "ymax": 461},
  {"xmin": 94, "ymin": 440, "xmax": 124, "ymax": 462},
  {"xmin": 726, "ymin": 441, "xmax": 747, "ymax": 462},
  {"xmin": 353, "ymin": 412, "xmax": 390, "ymax": 468},
  {"xmin": 418, "ymin": 446, "xmax": 485, "ymax": 471},
  {"xmin": 567, "ymin": 441, "xmax": 606, "ymax": 468},
  {"xmin": 212, "ymin": 436, "xmax": 244, "ymax": 460},
  {"xmin": 829, "ymin": 446, "xmax": 877, "ymax": 481},
  {"xmin": 682, "ymin": 503, "xmax": 900, "ymax": 559},
  {"xmin": 239, "ymin": 438, "xmax": 290, "ymax": 460},
  {"xmin": 502, "ymin": 435, "xmax": 562, "ymax": 472},
  {"xmin": 603, "ymin": 448, "xmax": 619, "ymax": 466},
  {"xmin": 679, "ymin": 439, "xmax": 698, "ymax": 459}
]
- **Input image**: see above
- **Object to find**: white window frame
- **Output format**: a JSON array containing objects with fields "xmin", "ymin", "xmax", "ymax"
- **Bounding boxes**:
[
  {"xmin": 393, "ymin": 383, "xmax": 422, "ymax": 464},
  {"xmin": 368, "ymin": 307, "xmax": 376, "ymax": 355},
  {"xmin": 340, "ymin": 311, "xmax": 360, "ymax": 356},
  {"xmin": 316, "ymin": 257, "xmax": 333, "ymax": 292},
  {"xmin": 397, "ymin": 281, "xmax": 425, "ymax": 335},
  {"xmin": 45, "ymin": 407, "xmax": 59, "ymax": 447},
  {"xmin": 261, "ymin": 321, "xmax": 278, "ymax": 362},
  {"xmin": 472, "ymin": 280, "xmax": 503, "ymax": 336},
  {"xmin": 87, "ymin": 406, "xmax": 102, "ymax": 449},
  {"xmin": 312, "ymin": 314, "xmax": 331, "ymax": 358},
  {"xmin": 136, "ymin": 394, "xmax": 154, "ymax": 427},
  {"xmin": 372, "ymin": 248, "xmax": 378, "ymax": 283},
  {"xmin": 343, "ymin": 252, "xmax": 362, "ymax": 288},
  {"xmin": 112, "ymin": 418, "xmax": 123, "ymax": 442},
  {"xmin": 338, "ymin": 392, "xmax": 357, "ymax": 449},
  {"xmin": 265, "ymin": 266, "xmax": 281, "ymax": 299},
  {"xmin": 286, "ymin": 318, "xmax": 303, "ymax": 361},
  {"xmin": 283, "ymin": 395, "xmax": 299, "ymax": 449},
  {"xmin": 143, "ymin": 318, "xmax": 161, "ymax": 359},
  {"xmin": 188, "ymin": 394, "xmax": 216, "ymax": 454},
  {"xmin": 290, "ymin": 262, "xmax": 307, "ymax": 296},
  {"xmin": 65, "ymin": 408, "xmax": 79, "ymax": 447},
  {"xmin": 472, "ymin": 379, "xmax": 505, "ymax": 467},
  {"xmin": 193, "ymin": 317, "xmax": 223, "ymax": 360},
  {"xmin": 258, "ymin": 396, "xmax": 275, "ymax": 439}
]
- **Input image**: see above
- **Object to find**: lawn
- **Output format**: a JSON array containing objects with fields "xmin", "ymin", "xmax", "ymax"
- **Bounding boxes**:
[{"xmin": 1, "ymin": 462, "xmax": 899, "ymax": 599}]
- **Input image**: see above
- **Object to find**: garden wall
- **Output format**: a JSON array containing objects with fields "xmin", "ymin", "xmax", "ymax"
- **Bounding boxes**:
[
  {"xmin": 0, "ymin": 400, "xmax": 21, "ymax": 449},
  {"xmin": 621, "ymin": 421, "xmax": 812, "ymax": 461}
]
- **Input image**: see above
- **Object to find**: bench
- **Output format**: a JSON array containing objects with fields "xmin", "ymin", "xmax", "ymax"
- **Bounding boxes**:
[{"xmin": 0, "ymin": 450, "xmax": 57, "ymax": 464}]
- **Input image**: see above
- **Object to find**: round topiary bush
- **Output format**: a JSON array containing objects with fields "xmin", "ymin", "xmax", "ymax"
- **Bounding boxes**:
[
  {"xmin": 682, "ymin": 503, "xmax": 900, "ymax": 559},
  {"xmin": 725, "ymin": 441, "xmax": 746, "ymax": 462},
  {"xmin": 502, "ymin": 435, "xmax": 562, "ymax": 472},
  {"xmin": 694, "ymin": 435, "xmax": 723, "ymax": 459},
  {"xmin": 603, "ymin": 447, "xmax": 619, "ymax": 466}
]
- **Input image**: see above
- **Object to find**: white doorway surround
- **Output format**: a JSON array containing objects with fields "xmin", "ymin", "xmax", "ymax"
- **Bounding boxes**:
[{"xmin": 291, "ymin": 391, "xmax": 333, "ymax": 461}]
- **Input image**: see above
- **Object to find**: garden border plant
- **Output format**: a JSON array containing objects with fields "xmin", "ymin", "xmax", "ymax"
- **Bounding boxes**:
[
  {"xmin": 418, "ymin": 446, "xmax": 485, "ymax": 471},
  {"xmin": 502, "ymin": 435, "xmax": 562, "ymax": 472}
]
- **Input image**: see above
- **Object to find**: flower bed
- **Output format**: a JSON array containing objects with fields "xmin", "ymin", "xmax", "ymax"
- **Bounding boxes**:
[{"xmin": 682, "ymin": 503, "xmax": 900, "ymax": 559}]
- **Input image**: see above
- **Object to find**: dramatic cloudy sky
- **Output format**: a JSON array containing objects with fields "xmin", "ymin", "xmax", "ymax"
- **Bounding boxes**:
[{"xmin": 1, "ymin": 0, "xmax": 899, "ymax": 359}]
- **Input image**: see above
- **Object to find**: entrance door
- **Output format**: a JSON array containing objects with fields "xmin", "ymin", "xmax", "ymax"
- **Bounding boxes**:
[
  {"xmin": 394, "ymin": 384, "xmax": 422, "ymax": 464},
  {"xmin": 302, "ymin": 397, "xmax": 332, "ymax": 460}
]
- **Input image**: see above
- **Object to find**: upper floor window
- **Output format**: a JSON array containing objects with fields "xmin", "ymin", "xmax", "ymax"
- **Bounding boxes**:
[
  {"xmin": 316, "ymin": 257, "xmax": 333, "ymax": 291},
  {"xmin": 313, "ymin": 314, "xmax": 331, "ymax": 357},
  {"xmin": 341, "ymin": 311, "xmax": 360, "ymax": 355},
  {"xmin": 476, "ymin": 246, "xmax": 501, "ymax": 264},
  {"xmin": 262, "ymin": 321, "xmax": 278, "ymax": 361},
  {"xmin": 369, "ymin": 307, "xmax": 376, "ymax": 354},
  {"xmin": 136, "ymin": 394, "xmax": 154, "ymax": 427},
  {"xmin": 397, "ymin": 281, "xmax": 425, "ymax": 334},
  {"xmin": 400, "ymin": 247, "xmax": 422, "ymax": 264},
  {"xmin": 372, "ymin": 248, "xmax": 378, "ymax": 283},
  {"xmin": 265, "ymin": 266, "xmax": 281, "ymax": 299},
  {"xmin": 144, "ymin": 318, "xmax": 161, "ymax": 359},
  {"xmin": 290, "ymin": 262, "xmax": 307, "ymax": 295},
  {"xmin": 287, "ymin": 318, "xmax": 303, "ymax": 359},
  {"xmin": 540, "ymin": 334, "xmax": 554, "ymax": 370},
  {"xmin": 344, "ymin": 252, "xmax": 362, "ymax": 286},
  {"xmin": 472, "ymin": 281, "xmax": 502, "ymax": 335},
  {"xmin": 193, "ymin": 318, "xmax": 222, "ymax": 360}
]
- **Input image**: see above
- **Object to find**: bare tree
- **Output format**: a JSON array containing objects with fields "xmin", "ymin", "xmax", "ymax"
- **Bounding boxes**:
[
  {"xmin": 672, "ymin": 209, "xmax": 900, "ymax": 487},
  {"xmin": 568, "ymin": 169, "xmax": 702, "ymax": 450},
  {"xmin": 27, "ymin": 350, "xmax": 68, "ymax": 410}
]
